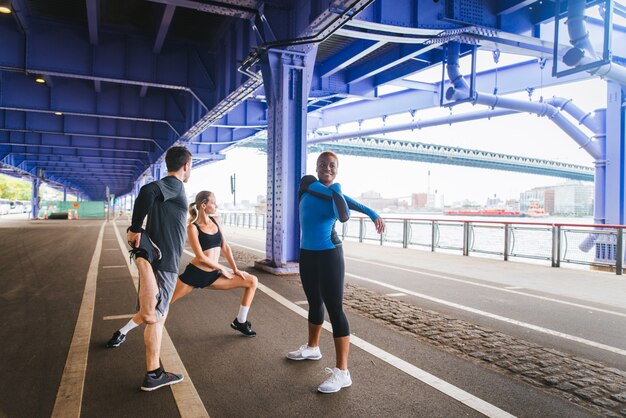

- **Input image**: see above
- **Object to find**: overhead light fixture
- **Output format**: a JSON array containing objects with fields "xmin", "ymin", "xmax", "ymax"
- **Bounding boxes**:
[
  {"xmin": 0, "ymin": 1, "xmax": 11, "ymax": 14},
  {"xmin": 54, "ymin": 112, "xmax": 63, "ymax": 116},
  {"xmin": 35, "ymin": 74, "xmax": 46, "ymax": 84}
]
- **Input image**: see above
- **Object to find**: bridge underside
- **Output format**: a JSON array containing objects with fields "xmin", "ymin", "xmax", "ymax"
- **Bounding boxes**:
[{"xmin": 0, "ymin": 0, "xmax": 625, "ymax": 266}]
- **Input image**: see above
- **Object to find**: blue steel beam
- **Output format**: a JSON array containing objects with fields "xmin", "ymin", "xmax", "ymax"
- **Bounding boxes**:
[
  {"xmin": 86, "ymin": 0, "xmax": 100, "ymax": 45},
  {"xmin": 0, "ymin": 18, "xmax": 215, "ymax": 108},
  {"xmin": 0, "ymin": 110, "xmax": 171, "ymax": 147},
  {"xmin": 310, "ymin": 57, "xmax": 591, "ymax": 129},
  {"xmin": 0, "ymin": 131, "xmax": 154, "ymax": 154},
  {"xmin": 319, "ymin": 39, "xmax": 387, "ymax": 78},
  {"xmin": 0, "ymin": 73, "xmax": 186, "ymax": 132}
]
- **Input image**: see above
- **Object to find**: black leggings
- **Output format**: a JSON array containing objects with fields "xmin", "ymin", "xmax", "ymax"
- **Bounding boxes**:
[{"xmin": 299, "ymin": 246, "xmax": 349, "ymax": 338}]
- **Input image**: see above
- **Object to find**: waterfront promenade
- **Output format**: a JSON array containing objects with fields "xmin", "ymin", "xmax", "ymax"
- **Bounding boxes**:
[{"xmin": 0, "ymin": 217, "xmax": 625, "ymax": 417}]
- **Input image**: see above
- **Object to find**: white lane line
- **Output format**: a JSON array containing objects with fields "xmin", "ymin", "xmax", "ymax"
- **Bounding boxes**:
[
  {"xmin": 51, "ymin": 221, "xmax": 106, "ymax": 418},
  {"xmin": 113, "ymin": 222, "xmax": 209, "ymax": 418},
  {"xmin": 103, "ymin": 314, "xmax": 135, "ymax": 321},
  {"xmin": 294, "ymin": 300, "xmax": 309, "ymax": 305},
  {"xmin": 387, "ymin": 292, "xmax": 407, "ymax": 297},
  {"xmin": 345, "ymin": 272, "xmax": 626, "ymax": 357},
  {"xmin": 343, "ymin": 256, "xmax": 626, "ymax": 319},
  {"xmin": 102, "ymin": 265, "xmax": 126, "ymax": 269},
  {"xmin": 228, "ymin": 240, "xmax": 626, "ymax": 357},
  {"xmin": 257, "ymin": 282, "xmax": 515, "ymax": 418},
  {"xmin": 505, "ymin": 286, "xmax": 524, "ymax": 290},
  {"xmin": 230, "ymin": 240, "xmax": 626, "ymax": 319}
]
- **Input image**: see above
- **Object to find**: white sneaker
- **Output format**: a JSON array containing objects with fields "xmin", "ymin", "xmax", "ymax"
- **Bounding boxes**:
[
  {"xmin": 286, "ymin": 344, "xmax": 322, "ymax": 361},
  {"xmin": 318, "ymin": 367, "xmax": 352, "ymax": 393}
]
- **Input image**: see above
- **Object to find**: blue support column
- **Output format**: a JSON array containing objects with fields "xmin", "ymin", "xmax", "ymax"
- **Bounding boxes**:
[
  {"xmin": 31, "ymin": 177, "xmax": 41, "ymax": 219},
  {"xmin": 604, "ymin": 81, "xmax": 626, "ymax": 225},
  {"xmin": 255, "ymin": 47, "xmax": 318, "ymax": 274},
  {"xmin": 63, "ymin": 187, "xmax": 67, "ymax": 202}
]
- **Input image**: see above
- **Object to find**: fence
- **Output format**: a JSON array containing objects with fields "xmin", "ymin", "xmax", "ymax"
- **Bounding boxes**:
[{"xmin": 219, "ymin": 212, "xmax": 626, "ymax": 275}]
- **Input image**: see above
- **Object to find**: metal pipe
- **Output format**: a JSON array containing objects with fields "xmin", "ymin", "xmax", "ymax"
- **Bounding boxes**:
[
  {"xmin": 307, "ymin": 108, "xmax": 517, "ymax": 144},
  {"xmin": 445, "ymin": 41, "xmax": 605, "ymax": 160},
  {"xmin": 566, "ymin": 0, "xmax": 626, "ymax": 86}
]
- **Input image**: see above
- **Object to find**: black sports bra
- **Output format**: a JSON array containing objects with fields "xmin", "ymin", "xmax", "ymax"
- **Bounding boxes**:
[{"xmin": 194, "ymin": 217, "xmax": 222, "ymax": 251}]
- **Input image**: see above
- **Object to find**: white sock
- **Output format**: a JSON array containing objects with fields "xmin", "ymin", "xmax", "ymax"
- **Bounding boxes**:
[
  {"xmin": 237, "ymin": 305, "xmax": 250, "ymax": 323},
  {"xmin": 120, "ymin": 318, "xmax": 140, "ymax": 335}
]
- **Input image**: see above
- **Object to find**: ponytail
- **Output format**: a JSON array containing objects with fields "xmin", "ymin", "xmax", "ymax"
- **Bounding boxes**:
[
  {"xmin": 188, "ymin": 202, "xmax": 199, "ymax": 225},
  {"xmin": 188, "ymin": 191, "xmax": 214, "ymax": 224}
]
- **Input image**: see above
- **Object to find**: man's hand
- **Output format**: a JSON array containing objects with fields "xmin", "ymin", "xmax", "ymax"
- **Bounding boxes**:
[{"xmin": 127, "ymin": 230, "xmax": 141, "ymax": 248}]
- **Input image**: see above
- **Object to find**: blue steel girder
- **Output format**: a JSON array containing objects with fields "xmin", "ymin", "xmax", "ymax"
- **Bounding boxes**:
[
  {"xmin": 0, "ymin": 72, "xmax": 186, "ymax": 132},
  {"xmin": 309, "ymin": 57, "xmax": 593, "ymax": 129},
  {"xmin": 0, "ymin": 110, "xmax": 171, "ymax": 152},
  {"xmin": 0, "ymin": 18, "xmax": 216, "ymax": 109}
]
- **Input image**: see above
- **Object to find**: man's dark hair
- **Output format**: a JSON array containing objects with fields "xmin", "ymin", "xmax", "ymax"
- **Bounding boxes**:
[{"xmin": 165, "ymin": 146, "xmax": 192, "ymax": 172}]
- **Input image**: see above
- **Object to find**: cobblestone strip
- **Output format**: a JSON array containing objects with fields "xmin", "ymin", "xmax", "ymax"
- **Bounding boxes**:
[{"xmin": 343, "ymin": 283, "xmax": 626, "ymax": 417}]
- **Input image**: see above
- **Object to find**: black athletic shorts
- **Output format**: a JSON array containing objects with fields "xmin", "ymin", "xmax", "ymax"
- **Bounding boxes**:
[{"xmin": 179, "ymin": 263, "xmax": 221, "ymax": 288}]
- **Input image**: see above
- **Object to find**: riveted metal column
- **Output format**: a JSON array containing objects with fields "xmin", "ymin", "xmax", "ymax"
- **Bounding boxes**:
[
  {"xmin": 255, "ymin": 46, "xmax": 318, "ymax": 274},
  {"xmin": 604, "ymin": 81, "xmax": 625, "ymax": 226},
  {"xmin": 31, "ymin": 177, "xmax": 41, "ymax": 219}
]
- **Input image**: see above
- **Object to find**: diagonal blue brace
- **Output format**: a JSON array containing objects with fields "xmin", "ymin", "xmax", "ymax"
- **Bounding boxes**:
[{"xmin": 255, "ymin": 46, "xmax": 318, "ymax": 275}]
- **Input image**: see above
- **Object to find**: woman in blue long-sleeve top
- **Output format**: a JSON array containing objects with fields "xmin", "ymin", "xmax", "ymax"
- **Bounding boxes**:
[{"xmin": 287, "ymin": 151, "xmax": 385, "ymax": 394}]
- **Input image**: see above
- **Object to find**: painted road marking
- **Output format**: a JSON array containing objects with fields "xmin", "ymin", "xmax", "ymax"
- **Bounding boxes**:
[
  {"xmin": 258, "ymin": 282, "xmax": 515, "ymax": 418},
  {"xmin": 227, "ymin": 240, "xmax": 626, "ymax": 357},
  {"xmin": 103, "ymin": 314, "xmax": 135, "ymax": 321},
  {"xmin": 113, "ymin": 222, "xmax": 209, "ymax": 418},
  {"xmin": 200, "ymin": 245, "xmax": 513, "ymax": 416},
  {"xmin": 387, "ymin": 292, "xmax": 407, "ymax": 297},
  {"xmin": 102, "ymin": 265, "xmax": 126, "ymax": 269},
  {"xmin": 345, "ymin": 272, "xmax": 626, "ymax": 357},
  {"xmin": 343, "ymin": 255, "xmax": 626, "ymax": 319},
  {"xmin": 51, "ymin": 222, "xmax": 105, "ymax": 418},
  {"xmin": 294, "ymin": 300, "xmax": 309, "ymax": 305},
  {"xmin": 226, "ymin": 234, "xmax": 626, "ymax": 319}
]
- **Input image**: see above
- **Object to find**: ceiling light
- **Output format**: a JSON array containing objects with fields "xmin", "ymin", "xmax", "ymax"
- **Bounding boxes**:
[
  {"xmin": 35, "ymin": 74, "xmax": 46, "ymax": 84},
  {"xmin": 54, "ymin": 112, "xmax": 63, "ymax": 116},
  {"xmin": 0, "ymin": 1, "xmax": 11, "ymax": 14}
]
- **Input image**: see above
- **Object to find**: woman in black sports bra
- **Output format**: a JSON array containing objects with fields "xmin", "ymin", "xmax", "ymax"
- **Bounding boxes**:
[{"xmin": 174, "ymin": 190, "xmax": 258, "ymax": 336}]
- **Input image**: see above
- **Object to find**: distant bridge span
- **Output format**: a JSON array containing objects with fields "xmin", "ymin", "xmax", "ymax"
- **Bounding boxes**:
[{"xmin": 241, "ymin": 136, "xmax": 594, "ymax": 182}]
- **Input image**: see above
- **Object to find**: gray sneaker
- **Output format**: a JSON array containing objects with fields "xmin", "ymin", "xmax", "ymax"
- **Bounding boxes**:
[
  {"xmin": 140, "ymin": 371, "xmax": 184, "ymax": 392},
  {"xmin": 318, "ymin": 367, "xmax": 352, "ymax": 393},
  {"xmin": 287, "ymin": 344, "xmax": 322, "ymax": 361}
]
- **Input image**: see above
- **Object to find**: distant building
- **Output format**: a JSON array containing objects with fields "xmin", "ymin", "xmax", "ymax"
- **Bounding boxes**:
[
  {"xmin": 358, "ymin": 190, "xmax": 398, "ymax": 212},
  {"xmin": 553, "ymin": 181, "xmax": 593, "ymax": 216},
  {"xmin": 520, "ymin": 181, "xmax": 592, "ymax": 216},
  {"xmin": 412, "ymin": 192, "xmax": 442, "ymax": 209},
  {"xmin": 519, "ymin": 187, "xmax": 549, "ymax": 212},
  {"xmin": 412, "ymin": 193, "xmax": 428, "ymax": 208}
]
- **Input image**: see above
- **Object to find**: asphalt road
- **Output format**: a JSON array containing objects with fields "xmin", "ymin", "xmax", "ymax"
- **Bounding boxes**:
[{"xmin": 1, "ymin": 218, "xmax": 619, "ymax": 417}]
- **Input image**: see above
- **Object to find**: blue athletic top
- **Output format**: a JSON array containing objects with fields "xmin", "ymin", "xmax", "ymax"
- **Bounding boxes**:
[
  {"xmin": 299, "ymin": 175, "xmax": 380, "ymax": 251},
  {"xmin": 194, "ymin": 217, "xmax": 222, "ymax": 251}
]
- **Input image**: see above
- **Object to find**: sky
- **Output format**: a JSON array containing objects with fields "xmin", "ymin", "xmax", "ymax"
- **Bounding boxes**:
[{"xmin": 186, "ymin": 76, "xmax": 608, "ymax": 208}]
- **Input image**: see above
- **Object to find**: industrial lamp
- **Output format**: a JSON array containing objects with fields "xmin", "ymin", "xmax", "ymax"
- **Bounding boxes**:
[
  {"xmin": 0, "ymin": 0, "xmax": 11, "ymax": 14},
  {"xmin": 35, "ymin": 74, "xmax": 46, "ymax": 84}
]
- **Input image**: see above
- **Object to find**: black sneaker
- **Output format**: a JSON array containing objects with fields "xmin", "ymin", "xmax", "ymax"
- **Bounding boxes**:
[
  {"xmin": 140, "ymin": 371, "xmax": 184, "ymax": 392},
  {"xmin": 106, "ymin": 331, "xmax": 126, "ymax": 348},
  {"xmin": 230, "ymin": 318, "xmax": 256, "ymax": 337},
  {"xmin": 127, "ymin": 228, "xmax": 161, "ymax": 264}
]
